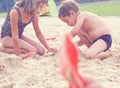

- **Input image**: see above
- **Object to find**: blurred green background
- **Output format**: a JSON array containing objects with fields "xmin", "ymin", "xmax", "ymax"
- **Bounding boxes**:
[
  {"xmin": 79, "ymin": 1, "xmax": 120, "ymax": 16},
  {"xmin": 0, "ymin": 0, "xmax": 120, "ymax": 17}
]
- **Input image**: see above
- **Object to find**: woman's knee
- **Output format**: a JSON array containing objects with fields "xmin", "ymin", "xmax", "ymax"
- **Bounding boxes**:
[
  {"xmin": 31, "ymin": 46, "xmax": 45, "ymax": 55},
  {"xmin": 31, "ymin": 47, "xmax": 38, "ymax": 53},
  {"xmin": 38, "ymin": 48, "xmax": 45, "ymax": 55}
]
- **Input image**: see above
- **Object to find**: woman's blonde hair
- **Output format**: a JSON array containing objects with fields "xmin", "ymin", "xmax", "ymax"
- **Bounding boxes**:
[{"xmin": 15, "ymin": 0, "xmax": 48, "ymax": 16}]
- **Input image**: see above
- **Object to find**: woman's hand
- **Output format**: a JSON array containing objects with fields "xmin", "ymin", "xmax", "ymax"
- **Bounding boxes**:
[{"xmin": 47, "ymin": 47, "xmax": 58, "ymax": 53}]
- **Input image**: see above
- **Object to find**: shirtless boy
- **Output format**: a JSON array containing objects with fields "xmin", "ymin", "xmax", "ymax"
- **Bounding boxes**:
[{"xmin": 58, "ymin": 0, "xmax": 112, "ymax": 60}]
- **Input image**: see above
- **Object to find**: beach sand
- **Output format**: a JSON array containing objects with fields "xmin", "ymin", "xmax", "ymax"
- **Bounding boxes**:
[{"xmin": 0, "ymin": 16, "xmax": 120, "ymax": 88}]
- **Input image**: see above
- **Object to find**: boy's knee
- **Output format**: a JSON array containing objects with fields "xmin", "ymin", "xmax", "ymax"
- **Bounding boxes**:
[{"xmin": 85, "ymin": 53, "xmax": 96, "ymax": 59}]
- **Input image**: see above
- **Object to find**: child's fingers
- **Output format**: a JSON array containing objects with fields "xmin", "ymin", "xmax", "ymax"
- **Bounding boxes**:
[{"xmin": 49, "ymin": 48, "xmax": 58, "ymax": 53}]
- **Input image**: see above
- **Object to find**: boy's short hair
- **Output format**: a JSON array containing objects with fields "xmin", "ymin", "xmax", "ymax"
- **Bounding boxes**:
[{"xmin": 58, "ymin": 0, "xmax": 79, "ymax": 17}]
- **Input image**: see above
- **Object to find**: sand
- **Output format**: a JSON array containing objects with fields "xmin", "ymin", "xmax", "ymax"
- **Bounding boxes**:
[{"xmin": 0, "ymin": 16, "xmax": 120, "ymax": 88}]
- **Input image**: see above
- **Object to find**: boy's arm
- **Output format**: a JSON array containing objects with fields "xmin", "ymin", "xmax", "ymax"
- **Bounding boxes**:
[
  {"xmin": 32, "ymin": 14, "xmax": 50, "ymax": 50},
  {"xmin": 76, "ymin": 40, "xmax": 84, "ymax": 46},
  {"xmin": 69, "ymin": 13, "xmax": 85, "ymax": 38}
]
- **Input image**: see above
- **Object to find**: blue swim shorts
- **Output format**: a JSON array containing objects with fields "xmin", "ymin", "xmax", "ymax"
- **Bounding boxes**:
[{"xmin": 93, "ymin": 34, "xmax": 112, "ymax": 51}]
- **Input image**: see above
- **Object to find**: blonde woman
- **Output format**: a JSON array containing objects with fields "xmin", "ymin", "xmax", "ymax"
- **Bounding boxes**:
[{"xmin": 0, "ymin": 0, "xmax": 57, "ymax": 56}]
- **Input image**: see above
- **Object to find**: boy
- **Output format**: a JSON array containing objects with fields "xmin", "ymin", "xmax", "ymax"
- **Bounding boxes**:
[{"xmin": 58, "ymin": 0, "xmax": 112, "ymax": 60}]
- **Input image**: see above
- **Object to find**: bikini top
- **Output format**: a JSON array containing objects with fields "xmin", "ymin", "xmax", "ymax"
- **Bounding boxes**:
[{"xmin": 1, "ymin": 7, "xmax": 34, "ymax": 38}]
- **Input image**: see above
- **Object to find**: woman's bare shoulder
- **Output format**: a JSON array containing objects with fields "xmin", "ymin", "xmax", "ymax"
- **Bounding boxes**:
[{"xmin": 9, "ymin": 8, "xmax": 19, "ymax": 17}]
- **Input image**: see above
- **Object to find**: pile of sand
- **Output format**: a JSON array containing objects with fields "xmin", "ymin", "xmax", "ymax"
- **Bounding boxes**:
[{"xmin": 0, "ymin": 16, "xmax": 120, "ymax": 88}]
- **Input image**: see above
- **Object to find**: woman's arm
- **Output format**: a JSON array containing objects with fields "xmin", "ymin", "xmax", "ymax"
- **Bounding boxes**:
[
  {"xmin": 10, "ymin": 9, "xmax": 21, "ymax": 55},
  {"xmin": 32, "ymin": 14, "xmax": 50, "ymax": 50}
]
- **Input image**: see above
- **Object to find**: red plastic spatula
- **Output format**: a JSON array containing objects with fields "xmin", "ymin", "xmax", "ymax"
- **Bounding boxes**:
[
  {"xmin": 60, "ymin": 34, "xmax": 86, "ymax": 88},
  {"xmin": 22, "ymin": 52, "xmax": 36, "ymax": 59},
  {"xmin": 46, "ymin": 37, "xmax": 56, "ymax": 41}
]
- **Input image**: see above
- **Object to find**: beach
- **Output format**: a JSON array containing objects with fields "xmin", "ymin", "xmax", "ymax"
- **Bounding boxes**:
[{"xmin": 0, "ymin": 16, "xmax": 120, "ymax": 88}]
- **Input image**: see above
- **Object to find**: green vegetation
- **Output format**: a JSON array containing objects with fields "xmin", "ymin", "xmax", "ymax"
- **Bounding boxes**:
[
  {"xmin": 0, "ymin": 1, "xmax": 120, "ymax": 17},
  {"xmin": 79, "ymin": 1, "xmax": 120, "ymax": 16},
  {"xmin": 0, "ymin": 13, "xmax": 7, "ymax": 17}
]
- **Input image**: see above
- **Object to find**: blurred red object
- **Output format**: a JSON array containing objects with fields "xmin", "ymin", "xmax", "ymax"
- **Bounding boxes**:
[
  {"xmin": 60, "ymin": 34, "xmax": 86, "ymax": 88},
  {"xmin": 46, "ymin": 37, "xmax": 56, "ymax": 41},
  {"xmin": 22, "ymin": 52, "xmax": 36, "ymax": 59}
]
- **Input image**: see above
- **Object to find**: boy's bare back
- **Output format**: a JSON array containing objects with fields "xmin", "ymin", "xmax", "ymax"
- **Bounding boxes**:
[
  {"xmin": 58, "ymin": 0, "xmax": 112, "ymax": 60},
  {"xmin": 75, "ymin": 12, "xmax": 111, "ymax": 47}
]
